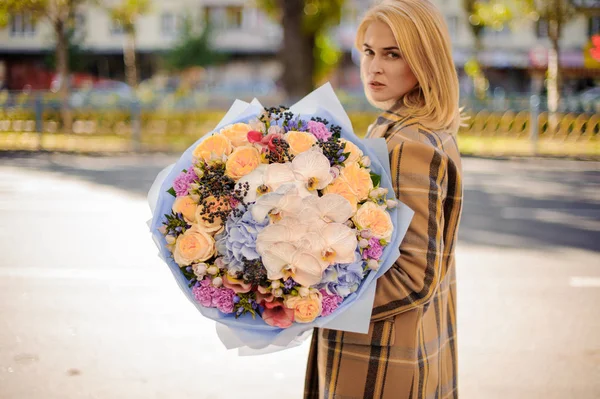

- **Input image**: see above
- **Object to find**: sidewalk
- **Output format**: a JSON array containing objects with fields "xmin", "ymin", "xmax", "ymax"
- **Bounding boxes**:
[{"xmin": 0, "ymin": 155, "xmax": 598, "ymax": 398}]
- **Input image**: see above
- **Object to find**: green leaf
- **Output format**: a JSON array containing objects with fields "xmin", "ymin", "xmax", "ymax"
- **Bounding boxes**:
[
  {"xmin": 167, "ymin": 187, "xmax": 176, "ymax": 197},
  {"xmin": 370, "ymin": 172, "xmax": 381, "ymax": 187}
]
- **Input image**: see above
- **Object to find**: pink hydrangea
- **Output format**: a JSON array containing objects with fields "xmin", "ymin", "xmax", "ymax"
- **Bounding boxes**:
[
  {"xmin": 193, "ymin": 278, "xmax": 216, "ymax": 307},
  {"xmin": 173, "ymin": 167, "xmax": 198, "ymax": 197},
  {"xmin": 307, "ymin": 121, "xmax": 332, "ymax": 141},
  {"xmin": 362, "ymin": 237, "xmax": 383, "ymax": 260},
  {"xmin": 320, "ymin": 290, "xmax": 343, "ymax": 317}
]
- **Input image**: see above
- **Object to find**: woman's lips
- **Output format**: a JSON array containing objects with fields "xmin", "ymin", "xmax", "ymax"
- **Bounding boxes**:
[{"xmin": 368, "ymin": 82, "xmax": 386, "ymax": 91}]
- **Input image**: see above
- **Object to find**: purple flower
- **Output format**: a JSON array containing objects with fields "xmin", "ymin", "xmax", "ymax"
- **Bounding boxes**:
[
  {"xmin": 307, "ymin": 121, "xmax": 332, "ymax": 141},
  {"xmin": 173, "ymin": 167, "xmax": 198, "ymax": 196},
  {"xmin": 362, "ymin": 237, "xmax": 383, "ymax": 260},
  {"xmin": 193, "ymin": 278, "xmax": 216, "ymax": 307},
  {"xmin": 284, "ymin": 117, "xmax": 306, "ymax": 132},
  {"xmin": 320, "ymin": 290, "xmax": 343, "ymax": 317},
  {"xmin": 213, "ymin": 287, "xmax": 236, "ymax": 314}
]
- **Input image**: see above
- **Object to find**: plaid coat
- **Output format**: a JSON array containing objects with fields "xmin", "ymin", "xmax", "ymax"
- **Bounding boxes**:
[{"xmin": 304, "ymin": 104, "xmax": 464, "ymax": 399}]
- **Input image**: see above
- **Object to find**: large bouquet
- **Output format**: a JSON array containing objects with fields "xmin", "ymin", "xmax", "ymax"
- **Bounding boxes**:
[{"xmin": 148, "ymin": 84, "xmax": 413, "ymax": 354}]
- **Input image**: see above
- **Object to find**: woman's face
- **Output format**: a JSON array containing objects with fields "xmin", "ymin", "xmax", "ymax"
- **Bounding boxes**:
[{"xmin": 360, "ymin": 20, "xmax": 418, "ymax": 104}]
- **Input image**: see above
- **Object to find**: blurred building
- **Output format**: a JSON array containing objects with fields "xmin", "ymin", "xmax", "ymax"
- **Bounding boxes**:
[
  {"xmin": 0, "ymin": 0, "xmax": 281, "ymax": 90},
  {"xmin": 1, "ymin": 0, "xmax": 599, "ymax": 96},
  {"xmin": 334, "ymin": 0, "xmax": 600, "ymax": 96}
]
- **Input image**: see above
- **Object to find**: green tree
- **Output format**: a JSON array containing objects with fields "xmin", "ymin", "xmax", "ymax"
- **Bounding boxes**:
[
  {"xmin": 107, "ymin": 0, "xmax": 150, "ymax": 88},
  {"xmin": 528, "ymin": 0, "xmax": 577, "ymax": 113},
  {"xmin": 256, "ymin": 0, "xmax": 345, "ymax": 100},
  {"xmin": 164, "ymin": 19, "xmax": 224, "ymax": 72},
  {"xmin": 0, "ymin": 0, "xmax": 88, "ymax": 132},
  {"xmin": 467, "ymin": 0, "xmax": 583, "ymax": 112},
  {"xmin": 44, "ymin": 27, "xmax": 91, "ymax": 73}
]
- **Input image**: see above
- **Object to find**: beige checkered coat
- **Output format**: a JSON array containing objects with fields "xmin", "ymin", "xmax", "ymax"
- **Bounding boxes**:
[{"xmin": 304, "ymin": 104, "xmax": 464, "ymax": 399}]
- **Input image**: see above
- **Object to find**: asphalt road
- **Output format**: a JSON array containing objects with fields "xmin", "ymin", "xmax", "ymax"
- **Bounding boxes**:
[{"xmin": 0, "ymin": 153, "xmax": 598, "ymax": 399}]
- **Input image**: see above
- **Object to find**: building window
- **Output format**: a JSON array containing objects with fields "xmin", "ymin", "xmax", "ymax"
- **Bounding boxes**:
[
  {"xmin": 447, "ymin": 15, "xmax": 459, "ymax": 41},
  {"xmin": 589, "ymin": 16, "xmax": 600, "ymax": 37},
  {"xmin": 73, "ymin": 13, "xmax": 86, "ymax": 39},
  {"xmin": 161, "ymin": 12, "xmax": 176, "ymax": 36},
  {"xmin": 536, "ymin": 18, "xmax": 549, "ymax": 39},
  {"xmin": 204, "ymin": 6, "xmax": 243, "ymax": 30},
  {"xmin": 10, "ymin": 13, "xmax": 36, "ymax": 37},
  {"xmin": 110, "ymin": 20, "xmax": 124, "ymax": 35},
  {"xmin": 483, "ymin": 25, "xmax": 511, "ymax": 40},
  {"xmin": 225, "ymin": 6, "xmax": 243, "ymax": 29}
]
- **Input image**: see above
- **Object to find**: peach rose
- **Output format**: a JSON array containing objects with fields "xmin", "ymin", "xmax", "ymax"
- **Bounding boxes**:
[
  {"xmin": 220, "ymin": 123, "xmax": 252, "ymax": 147},
  {"xmin": 353, "ymin": 201, "xmax": 394, "ymax": 241},
  {"xmin": 225, "ymin": 146, "xmax": 262, "ymax": 180},
  {"xmin": 340, "ymin": 139, "xmax": 363, "ymax": 164},
  {"xmin": 195, "ymin": 195, "xmax": 229, "ymax": 233},
  {"xmin": 284, "ymin": 131, "xmax": 317, "ymax": 155},
  {"xmin": 172, "ymin": 195, "xmax": 198, "ymax": 223},
  {"xmin": 192, "ymin": 133, "xmax": 232, "ymax": 163},
  {"xmin": 322, "ymin": 178, "xmax": 358, "ymax": 213},
  {"xmin": 285, "ymin": 292, "xmax": 323, "ymax": 323},
  {"xmin": 173, "ymin": 225, "xmax": 216, "ymax": 266},
  {"xmin": 340, "ymin": 162, "xmax": 373, "ymax": 201}
]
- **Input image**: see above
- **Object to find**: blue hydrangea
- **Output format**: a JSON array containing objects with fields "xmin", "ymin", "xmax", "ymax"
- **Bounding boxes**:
[
  {"xmin": 317, "ymin": 253, "xmax": 365, "ymax": 298},
  {"xmin": 215, "ymin": 207, "xmax": 269, "ymax": 274}
]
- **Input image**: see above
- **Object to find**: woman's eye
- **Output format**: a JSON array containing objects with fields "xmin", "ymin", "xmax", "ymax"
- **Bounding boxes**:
[
  {"xmin": 364, "ymin": 49, "xmax": 374, "ymax": 56},
  {"xmin": 387, "ymin": 52, "xmax": 400, "ymax": 59}
]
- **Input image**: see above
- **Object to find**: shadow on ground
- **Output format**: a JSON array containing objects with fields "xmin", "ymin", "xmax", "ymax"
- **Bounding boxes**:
[{"xmin": 3, "ymin": 151, "xmax": 600, "ymax": 253}]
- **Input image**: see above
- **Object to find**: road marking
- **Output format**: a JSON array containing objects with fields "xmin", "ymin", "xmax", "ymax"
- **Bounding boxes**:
[{"xmin": 570, "ymin": 277, "xmax": 600, "ymax": 288}]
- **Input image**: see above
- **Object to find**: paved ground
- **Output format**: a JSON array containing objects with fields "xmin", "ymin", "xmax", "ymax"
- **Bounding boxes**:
[{"xmin": 0, "ymin": 153, "xmax": 599, "ymax": 399}]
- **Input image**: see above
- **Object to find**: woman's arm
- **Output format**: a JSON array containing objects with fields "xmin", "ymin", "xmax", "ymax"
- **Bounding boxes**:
[{"xmin": 371, "ymin": 133, "xmax": 448, "ymax": 322}]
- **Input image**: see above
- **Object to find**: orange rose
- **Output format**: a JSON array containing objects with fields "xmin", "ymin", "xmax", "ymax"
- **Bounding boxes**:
[
  {"xmin": 225, "ymin": 146, "xmax": 262, "ymax": 180},
  {"xmin": 193, "ymin": 134, "xmax": 232, "ymax": 163},
  {"xmin": 285, "ymin": 292, "xmax": 323, "ymax": 323},
  {"xmin": 353, "ymin": 201, "xmax": 394, "ymax": 240},
  {"xmin": 339, "ymin": 139, "xmax": 363, "ymax": 163},
  {"xmin": 220, "ymin": 123, "xmax": 252, "ymax": 147},
  {"xmin": 284, "ymin": 131, "xmax": 317, "ymax": 155},
  {"xmin": 322, "ymin": 178, "xmax": 358, "ymax": 213},
  {"xmin": 195, "ymin": 195, "xmax": 229, "ymax": 233},
  {"xmin": 340, "ymin": 162, "xmax": 373, "ymax": 201},
  {"xmin": 173, "ymin": 225, "xmax": 216, "ymax": 266},
  {"xmin": 172, "ymin": 195, "xmax": 198, "ymax": 223}
]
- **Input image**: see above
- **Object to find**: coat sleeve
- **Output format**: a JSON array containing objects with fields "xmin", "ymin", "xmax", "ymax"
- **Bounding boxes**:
[{"xmin": 370, "ymin": 135, "xmax": 448, "ymax": 322}]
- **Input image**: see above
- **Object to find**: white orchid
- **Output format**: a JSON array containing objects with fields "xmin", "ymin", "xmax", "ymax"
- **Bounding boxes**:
[
  {"xmin": 303, "ymin": 193, "xmax": 354, "ymax": 223},
  {"xmin": 316, "ymin": 222, "xmax": 358, "ymax": 265},
  {"xmin": 235, "ymin": 163, "xmax": 313, "ymax": 203},
  {"xmin": 235, "ymin": 164, "xmax": 267, "ymax": 203},
  {"xmin": 260, "ymin": 242, "xmax": 325, "ymax": 287},
  {"xmin": 291, "ymin": 150, "xmax": 333, "ymax": 191},
  {"xmin": 251, "ymin": 184, "xmax": 305, "ymax": 223}
]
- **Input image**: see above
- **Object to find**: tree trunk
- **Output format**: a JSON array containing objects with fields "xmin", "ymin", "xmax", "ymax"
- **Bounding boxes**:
[
  {"xmin": 547, "ymin": 29, "xmax": 561, "ymax": 114},
  {"xmin": 279, "ymin": 0, "xmax": 314, "ymax": 102},
  {"xmin": 473, "ymin": 33, "xmax": 487, "ymax": 100},
  {"xmin": 55, "ymin": 19, "xmax": 72, "ymax": 133},
  {"xmin": 124, "ymin": 30, "xmax": 138, "ymax": 88}
]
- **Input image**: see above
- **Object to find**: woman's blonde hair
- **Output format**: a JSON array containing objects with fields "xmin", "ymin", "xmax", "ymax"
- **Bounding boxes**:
[{"xmin": 355, "ymin": 0, "xmax": 460, "ymax": 133}]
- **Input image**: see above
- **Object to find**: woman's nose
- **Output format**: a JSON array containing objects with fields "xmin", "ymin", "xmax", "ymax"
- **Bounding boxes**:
[{"xmin": 368, "ymin": 56, "xmax": 383, "ymax": 75}]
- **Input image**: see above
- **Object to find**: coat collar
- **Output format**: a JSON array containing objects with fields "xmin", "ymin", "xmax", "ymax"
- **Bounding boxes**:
[{"xmin": 366, "ymin": 100, "xmax": 412, "ymax": 139}]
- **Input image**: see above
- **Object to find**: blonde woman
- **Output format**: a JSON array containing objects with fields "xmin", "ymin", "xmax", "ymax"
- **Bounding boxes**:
[{"xmin": 304, "ymin": 1, "xmax": 463, "ymax": 398}]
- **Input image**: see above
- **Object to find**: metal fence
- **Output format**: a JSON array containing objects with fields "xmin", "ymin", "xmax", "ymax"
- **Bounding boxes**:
[{"xmin": 1, "ymin": 90, "xmax": 599, "ymax": 158}]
